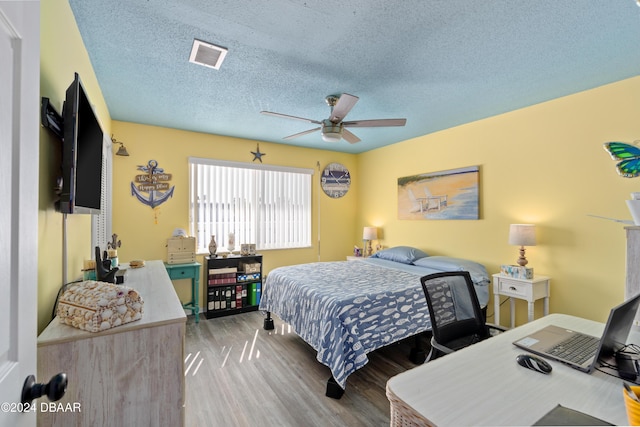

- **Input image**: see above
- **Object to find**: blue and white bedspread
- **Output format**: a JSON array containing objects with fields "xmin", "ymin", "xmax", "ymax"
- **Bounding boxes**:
[{"xmin": 259, "ymin": 258, "xmax": 489, "ymax": 389}]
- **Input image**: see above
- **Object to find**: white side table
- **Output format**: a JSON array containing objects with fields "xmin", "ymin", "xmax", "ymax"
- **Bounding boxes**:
[
  {"xmin": 492, "ymin": 273, "xmax": 550, "ymax": 328},
  {"xmin": 346, "ymin": 256, "xmax": 364, "ymax": 261}
]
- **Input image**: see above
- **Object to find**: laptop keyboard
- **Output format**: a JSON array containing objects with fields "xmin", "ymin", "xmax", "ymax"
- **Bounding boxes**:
[{"xmin": 547, "ymin": 333, "xmax": 600, "ymax": 365}]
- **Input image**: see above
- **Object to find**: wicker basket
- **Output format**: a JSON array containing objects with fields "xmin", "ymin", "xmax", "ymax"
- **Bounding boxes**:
[{"xmin": 386, "ymin": 382, "xmax": 434, "ymax": 427}]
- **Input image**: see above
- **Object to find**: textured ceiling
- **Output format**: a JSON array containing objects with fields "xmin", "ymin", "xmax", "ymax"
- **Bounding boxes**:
[{"xmin": 69, "ymin": 0, "xmax": 640, "ymax": 154}]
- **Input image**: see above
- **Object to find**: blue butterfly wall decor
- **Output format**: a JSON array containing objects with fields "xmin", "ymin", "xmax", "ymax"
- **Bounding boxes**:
[{"xmin": 603, "ymin": 141, "xmax": 640, "ymax": 178}]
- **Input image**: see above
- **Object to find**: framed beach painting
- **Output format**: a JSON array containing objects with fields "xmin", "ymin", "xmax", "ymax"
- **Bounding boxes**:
[{"xmin": 398, "ymin": 166, "xmax": 479, "ymax": 220}]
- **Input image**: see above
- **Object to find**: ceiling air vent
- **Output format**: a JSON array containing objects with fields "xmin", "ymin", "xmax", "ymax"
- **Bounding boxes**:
[{"xmin": 189, "ymin": 39, "xmax": 228, "ymax": 70}]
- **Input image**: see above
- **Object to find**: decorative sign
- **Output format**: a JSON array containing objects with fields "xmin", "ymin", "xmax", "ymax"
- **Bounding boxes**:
[{"xmin": 131, "ymin": 160, "xmax": 175, "ymax": 222}]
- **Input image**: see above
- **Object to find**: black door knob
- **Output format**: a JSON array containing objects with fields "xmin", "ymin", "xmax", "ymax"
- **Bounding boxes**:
[{"xmin": 21, "ymin": 373, "xmax": 67, "ymax": 405}]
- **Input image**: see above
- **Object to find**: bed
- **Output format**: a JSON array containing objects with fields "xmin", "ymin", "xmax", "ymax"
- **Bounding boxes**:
[{"xmin": 258, "ymin": 246, "xmax": 490, "ymax": 397}]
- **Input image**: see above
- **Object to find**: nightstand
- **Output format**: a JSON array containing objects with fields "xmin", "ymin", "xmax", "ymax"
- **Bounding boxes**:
[
  {"xmin": 346, "ymin": 256, "xmax": 364, "ymax": 261},
  {"xmin": 492, "ymin": 273, "xmax": 550, "ymax": 328}
]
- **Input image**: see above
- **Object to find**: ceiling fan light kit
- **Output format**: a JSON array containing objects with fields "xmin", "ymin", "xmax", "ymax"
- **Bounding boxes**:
[
  {"xmin": 321, "ymin": 121, "xmax": 343, "ymax": 142},
  {"xmin": 261, "ymin": 93, "xmax": 406, "ymax": 145}
]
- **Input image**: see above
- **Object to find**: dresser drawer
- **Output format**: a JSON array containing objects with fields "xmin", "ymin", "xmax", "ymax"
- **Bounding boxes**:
[
  {"xmin": 498, "ymin": 278, "xmax": 530, "ymax": 298},
  {"xmin": 167, "ymin": 266, "xmax": 197, "ymax": 280}
]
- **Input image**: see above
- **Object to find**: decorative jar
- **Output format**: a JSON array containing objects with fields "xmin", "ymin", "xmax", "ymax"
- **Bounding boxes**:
[
  {"xmin": 228, "ymin": 232, "xmax": 235, "ymax": 252},
  {"xmin": 208, "ymin": 235, "xmax": 218, "ymax": 256}
]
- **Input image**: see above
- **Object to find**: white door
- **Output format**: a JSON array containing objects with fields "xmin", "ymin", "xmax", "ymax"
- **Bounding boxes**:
[{"xmin": 0, "ymin": 1, "xmax": 40, "ymax": 426}]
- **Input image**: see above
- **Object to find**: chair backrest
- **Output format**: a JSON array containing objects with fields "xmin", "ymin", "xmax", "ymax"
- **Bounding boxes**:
[{"xmin": 420, "ymin": 271, "xmax": 488, "ymax": 347}]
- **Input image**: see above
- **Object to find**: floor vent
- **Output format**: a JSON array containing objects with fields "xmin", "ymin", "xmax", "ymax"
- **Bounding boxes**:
[{"xmin": 189, "ymin": 39, "xmax": 228, "ymax": 70}]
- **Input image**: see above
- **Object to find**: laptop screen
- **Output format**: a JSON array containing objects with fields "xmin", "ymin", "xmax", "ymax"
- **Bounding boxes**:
[{"xmin": 598, "ymin": 293, "xmax": 640, "ymax": 360}]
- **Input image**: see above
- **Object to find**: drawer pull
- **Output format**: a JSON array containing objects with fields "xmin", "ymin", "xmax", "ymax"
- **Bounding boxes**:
[{"xmin": 509, "ymin": 286, "xmax": 517, "ymax": 291}]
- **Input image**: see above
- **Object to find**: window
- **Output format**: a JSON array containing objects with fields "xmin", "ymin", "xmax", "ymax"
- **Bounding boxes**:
[{"xmin": 189, "ymin": 157, "xmax": 313, "ymax": 253}]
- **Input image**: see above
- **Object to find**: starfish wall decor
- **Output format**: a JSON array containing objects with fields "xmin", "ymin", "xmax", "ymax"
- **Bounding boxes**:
[{"xmin": 251, "ymin": 144, "xmax": 266, "ymax": 163}]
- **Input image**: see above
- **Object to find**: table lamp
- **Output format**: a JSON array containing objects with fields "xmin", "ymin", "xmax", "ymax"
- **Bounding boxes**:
[
  {"xmin": 508, "ymin": 224, "xmax": 536, "ymax": 266},
  {"xmin": 363, "ymin": 227, "xmax": 378, "ymax": 257}
]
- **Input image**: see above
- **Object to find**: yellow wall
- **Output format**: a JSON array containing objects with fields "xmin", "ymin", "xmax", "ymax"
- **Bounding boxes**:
[
  {"xmin": 38, "ymin": 0, "xmax": 111, "ymax": 333},
  {"xmin": 358, "ymin": 76, "xmax": 640, "ymax": 324},
  {"xmin": 110, "ymin": 121, "xmax": 357, "ymax": 306}
]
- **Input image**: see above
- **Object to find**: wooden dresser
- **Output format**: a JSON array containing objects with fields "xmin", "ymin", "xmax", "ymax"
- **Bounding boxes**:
[{"xmin": 37, "ymin": 260, "xmax": 186, "ymax": 426}]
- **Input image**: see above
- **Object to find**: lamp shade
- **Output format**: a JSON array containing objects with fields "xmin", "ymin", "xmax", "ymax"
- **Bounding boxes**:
[
  {"xmin": 508, "ymin": 224, "xmax": 536, "ymax": 246},
  {"xmin": 363, "ymin": 227, "xmax": 378, "ymax": 240}
]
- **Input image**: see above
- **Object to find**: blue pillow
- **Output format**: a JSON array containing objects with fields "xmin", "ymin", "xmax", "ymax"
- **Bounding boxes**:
[
  {"xmin": 413, "ymin": 256, "xmax": 489, "ymax": 283},
  {"xmin": 370, "ymin": 246, "xmax": 429, "ymax": 264}
]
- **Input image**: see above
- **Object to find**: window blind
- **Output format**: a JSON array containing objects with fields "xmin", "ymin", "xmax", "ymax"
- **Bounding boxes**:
[
  {"xmin": 92, "ymin": 134, "xmax": 112, "ymax": 254},
  {"xmin": 189, "ymin": 158, "xmax": 313, "ymax": 252}
]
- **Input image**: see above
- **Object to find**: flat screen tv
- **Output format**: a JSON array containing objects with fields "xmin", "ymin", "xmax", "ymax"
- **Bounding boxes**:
[{"xmin": 59, "ymin": 73, "xmax": 104, "ymax": 214}]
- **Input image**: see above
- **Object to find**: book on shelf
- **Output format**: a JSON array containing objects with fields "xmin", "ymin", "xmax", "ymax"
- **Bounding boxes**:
[
  {"xmin": 209, "ymin": 267, "xmax": 237, "ymax": 275},
  {"xmin": 214, "ymin": 288, "xmax": 221, "ymax": 310},
  {"xmin": 256, "ymin": 282, "xmax": 261, "ymax": 305},
  {"xmin": 219, "ymin": 288, "xmax": 227, "ymax": 310},
  {"xmin": 230, "ymin": 286, "xmax": 237, "ymax": 309},
  {"xmin": 248, "ymin": 282, "xmax": 262, "ymax": 306},
  {"xmin": 208, "ymin": 272, "xmax": 236, "ymax": 285},
  {"xmin": 241, "ymin": 284, "xmax": 248, "ymax": 307},
  {"xmin": 235, "ymin": 284, "xmax": 243, "ymax": 309}
]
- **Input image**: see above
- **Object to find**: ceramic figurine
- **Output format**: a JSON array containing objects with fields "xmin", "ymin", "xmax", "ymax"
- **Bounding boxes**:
[{"xmin": 95, "ymin": 246, "xmax": 118, "ymax": 283}]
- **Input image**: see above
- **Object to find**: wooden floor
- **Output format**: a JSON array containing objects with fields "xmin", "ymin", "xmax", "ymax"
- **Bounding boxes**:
[{"xmin": 183, "ymin": 311, "xmax": 429, "ymax": 427}]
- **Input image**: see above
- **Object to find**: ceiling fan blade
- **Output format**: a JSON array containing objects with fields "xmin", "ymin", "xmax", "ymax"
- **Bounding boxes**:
[
  {"xmin": 283, "ymin": 127, "xmax": 321, "ymax": 140},
  {"xmin": 261, "ymin": 111, "xmax": 321, "ymax": 124},
  {"xmin": 329, "ymin": 93, "xmax": 359, "ymax": 123},
  {"xmin": 343, "ymin": 118, "xmax": 407, "ymax": 127},
  {"xmin": 342, "ymin": 128, "xmax": 361, "ymax": 144}
]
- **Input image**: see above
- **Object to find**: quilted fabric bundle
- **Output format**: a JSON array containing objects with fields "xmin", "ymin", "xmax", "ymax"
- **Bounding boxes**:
[{"xmin": 57, "ymin": 280, "xmax": 144, "ymax": 332}]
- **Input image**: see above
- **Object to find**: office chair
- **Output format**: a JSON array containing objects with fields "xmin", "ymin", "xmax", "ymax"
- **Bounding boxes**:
[{"xmin": 420, "ymin": 271, "xmax": 506, "ymax": 362}]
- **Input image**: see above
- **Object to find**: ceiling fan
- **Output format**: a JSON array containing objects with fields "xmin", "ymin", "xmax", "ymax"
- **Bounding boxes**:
[{"xmin": 260, "ymin": 93, "xmax": 407, "ymax": 144}]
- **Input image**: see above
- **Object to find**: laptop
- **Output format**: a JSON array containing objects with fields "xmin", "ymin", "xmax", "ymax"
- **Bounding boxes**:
[{"xmin": 513, "ymin": 293, "xmax": 640, "ymax": 373}]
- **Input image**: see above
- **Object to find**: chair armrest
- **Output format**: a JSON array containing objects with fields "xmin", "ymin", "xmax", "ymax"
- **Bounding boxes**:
[{"xmin": 430, "ymin": 336, "xmax": 454, "ymax": 355}]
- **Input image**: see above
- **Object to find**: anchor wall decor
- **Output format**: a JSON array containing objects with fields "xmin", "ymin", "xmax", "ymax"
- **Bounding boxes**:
[{"xmin": 131, "ymin": 160, "xmax": 175, "ymax": 222}]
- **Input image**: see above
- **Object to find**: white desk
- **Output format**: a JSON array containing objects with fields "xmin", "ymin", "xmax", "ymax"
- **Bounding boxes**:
[{"xmin": 386, "ymin": 314, "xmax": 634, "ymax": 426}]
